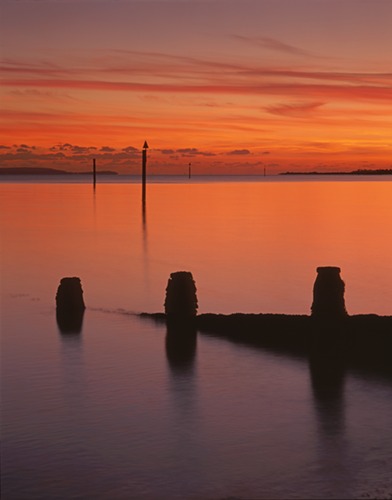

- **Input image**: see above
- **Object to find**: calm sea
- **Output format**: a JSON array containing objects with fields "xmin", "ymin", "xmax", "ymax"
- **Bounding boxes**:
[{"xmin": 1, "ymin": 175, "xmax": 391, "ymax": 499}]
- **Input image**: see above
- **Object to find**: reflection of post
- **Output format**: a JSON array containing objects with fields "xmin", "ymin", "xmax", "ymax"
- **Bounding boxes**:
[
  {"xmin": 142, "ymin": 141, "xmax": 149, "ymax": 203},
  {"xmin": 308, "ymin": 356, "xmax": 350, "ymax": 495},
  {"xmin": 93, "ymin": 158, "xmax": 96, "ymax": 189},
  {"xmin": 165, "ymin": 321, "xmax": 199, "ymax": 464},
  {"xmin": 309, "ymin": 355, "xmax": 346, "ymax": 413},
  {"xmin": 166, "ymin": 323, "xmax": 197, "ymax": 373},
  {"xmin": 141, "ymin": 195, "xmax": 147, "ymax": 254},
  {"xmin": 59, "ymin": 322, "xmax": 87, "ymax": 437}
]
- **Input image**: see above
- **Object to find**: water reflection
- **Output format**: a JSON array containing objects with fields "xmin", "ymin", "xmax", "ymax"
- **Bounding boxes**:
[
  {"xmin": 309, "ymin": 353, "xmax": 352, "ymax": 496},
  {"xmin": 165, "ymin": 323, "xmax": 198, "ymax": 419},
  {"xmin": 92, "ymin": 181, "xmax": 97, "ymax": 225},
  {"xmin": 57, "ymin": 315, "xmax": 87, "ymax": 428},
  {"xmin": 56, "ymin": 309, "xmax": 85, "ymax": 334},
  {"xmin": 165, "ymin": 323, "xmax": 197, "ymax": 374},
  {"xmin": 309, "ymin": 356, "xmax": 346, "ymax": 435},
  {"xmin": 142, "ymin": 198, "xmax": 148, "ymax": 253}
]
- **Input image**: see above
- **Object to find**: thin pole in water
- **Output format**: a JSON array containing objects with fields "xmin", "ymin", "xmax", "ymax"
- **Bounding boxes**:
[
  {"xmin": 93, "ymin": 158, "xmax": 96, "ymax": 188},
  {"xmin": 142, "ymin": 141, "xmax": 149, "ymax": 203},
  {"xmin": 188, "ymin": 163, "xmax": 191, "ymax": 179}
]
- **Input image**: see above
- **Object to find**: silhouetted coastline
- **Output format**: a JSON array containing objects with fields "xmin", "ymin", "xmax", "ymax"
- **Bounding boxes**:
[
  {"xmin": 280, "ymin": 169, "xmax": 392, "ymax": 176},
  {"xmin": 0, "ymin": 167, "xmax": 118, "ymax": 176}
]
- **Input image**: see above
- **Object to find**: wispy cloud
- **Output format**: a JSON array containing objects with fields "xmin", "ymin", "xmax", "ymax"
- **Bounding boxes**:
[
  {"xmin": 231, "ymin": 35, "xmax": 317, "ymax": 58},
  {"xmin": 6, "ymin": 51, "xmax": 392, "ymax": 84},
  {"xmin": 265, "ymin": 101, "xmax": 325, "ymax": 117},
  {"xmin": 3, "ymin": 49, "xmax": 392, "ymax": 107},
  {"xmin": 4, "ymin": 77, "xmax": 392, "ymax": 103}
]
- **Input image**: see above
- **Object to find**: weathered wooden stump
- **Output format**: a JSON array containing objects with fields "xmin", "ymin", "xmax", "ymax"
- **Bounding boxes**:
[
  {"xmin": 164, "ymin": 271, "xmax": 198, "ymax": 321},
  {"xmin": 310, "ymin": 267, "xmax": 348, "ymax": 365},
  {"xmin": 311, "ymin": 266, "xmax": 347, "ymax": 319},
  {"xmin": 56, "ymin": 277, "xmax": 85, "ymax": 333},
  {"xmin": 56, "ymin": 277, "xmax": 85, "ymax": 312}
]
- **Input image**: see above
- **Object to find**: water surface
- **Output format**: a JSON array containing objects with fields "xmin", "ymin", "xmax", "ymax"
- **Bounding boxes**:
[{"xmin": 1, "ymin": 177, "xmax": 391, "ymax": 499}]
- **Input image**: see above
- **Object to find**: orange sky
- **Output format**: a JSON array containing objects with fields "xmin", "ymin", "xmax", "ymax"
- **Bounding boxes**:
[{"xmin": 1, "ymin": 0, "xmax": 391, "ymax": 174}]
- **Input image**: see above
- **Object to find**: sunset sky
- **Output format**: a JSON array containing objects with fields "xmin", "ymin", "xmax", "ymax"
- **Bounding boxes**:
[{"xmin": 1, "ymin": 0, "xmax": 391, "ymax": 174}]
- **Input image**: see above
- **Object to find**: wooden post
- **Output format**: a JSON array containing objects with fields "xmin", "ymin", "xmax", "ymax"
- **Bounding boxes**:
[
  {"xmin": 142, "ymin": 141, "xmax": 149, "ymax": 202},
  {"xmin": 311, "ymin": 267, "xmax": 347, "ymax": 319},
  {"xmin": 56, "ymin": 277, "xmax": 86, "ymax": 333},
  {"xmin": 188, "ymin": 163, "xmax": 191, "ymax": 179},
  {"xmin": 164, "ymin": 271, "xmax": 198, "ymax": 323},
  {"xmin": 93, "ymin": 158, "xmax": 96, "ymax": 188}
]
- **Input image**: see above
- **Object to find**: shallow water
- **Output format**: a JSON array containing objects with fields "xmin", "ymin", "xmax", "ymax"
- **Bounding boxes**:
[{"xmin": 1, "ymin": 177, "xmax": 391, "ymax": 499}]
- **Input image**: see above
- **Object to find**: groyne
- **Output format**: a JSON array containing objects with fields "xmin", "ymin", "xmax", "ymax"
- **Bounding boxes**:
[
  {"xmin": 142, "ymin": 312, "xmax": 391, "ymax": 375},
  {"xmin": 141, "ymin": 269, "xmax": 392, "ymax": 378}
]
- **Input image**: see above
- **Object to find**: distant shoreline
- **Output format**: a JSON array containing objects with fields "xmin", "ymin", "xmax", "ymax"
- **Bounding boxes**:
[
  {"xmin": 0, "ymin": 167, "xmax": 392, "ymax": 176},
  {"xmin": 0, "ymin": 167, "xmax": 118, "ymax": 176},
  {"xmin": 280, "ymin": 169, "xmax": 392, "ymax": 176}
]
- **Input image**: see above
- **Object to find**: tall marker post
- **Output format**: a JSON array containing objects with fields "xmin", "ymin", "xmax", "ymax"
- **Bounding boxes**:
[{"xmin": 142, "ymin": 141, "xmax": 149, "ymax": 203}]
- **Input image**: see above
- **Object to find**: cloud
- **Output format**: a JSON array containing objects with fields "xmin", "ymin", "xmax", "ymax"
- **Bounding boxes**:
[
  {"xmin": 16, "ymin": 148, "xmax": 33, "ymax": 154},
  {"xmin": 0, "ymin": 145, "xmax": 11, "ymax": 150},
  {"xmin": 122, "ymin": 146, "xmax": 138, "ymax": 153},
  {"xmin": 71, "ymin": 145, "xmax": 97, "ymax": 153},
  {"xmin": 7, "ymin": 88, "xmax": 75, "ymax": 102},
  {"xmin": 177, "ymin": 148, "xmax": 198, "ymax": 154},
  {"xmin": 50, "ymin": 143, "xmax": 97, "ymax": 154},
  {"xmin": 0, "ymin": 143, "xmax": 135, "ymax": 171},
  {"xmin": 0, "ymin": 150, "xmax": 67, "ymax": 162},
  {"xmin": 100, "ymin": 146, "xmax": 116, "ymax": 152},
  {"xmin": 176, "ymin": 148, "xmax": 216, "ymax": 157},
  {"xmin": 232, "ymin": 35, "xmax": 316, "ymax": 58},
  {"xmin": 4, "ymin": 77, "xmax": 392, "ymax": 104},
  {"xmin": 13, "ymin": 144, "xmax": 35, "ymax": 153},
  {"xmin": 159, "ymin": 149, "xmax": 175, "ymax": 154},
  {"xmin": 265, "ymin": 101, "xmax": 325, "ymax": 117},
  {"xmin": 3, "ymin": 51, "xmax": 392, "ymax": 108},
  {"xmin": 227, "ymin": 149, "xmax": 251, "ymax": 155}
]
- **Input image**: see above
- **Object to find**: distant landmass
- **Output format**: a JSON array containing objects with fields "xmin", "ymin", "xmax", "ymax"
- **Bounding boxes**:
[
  {"xmin": 280, "ymin": 169, "xmax": 392, "ymax": 176},
  {"xmin": 0, "ymin": 167, "xmax": 118, "ymax": 175},
  {"xmin": 2, "ymin": 167, "xmax": 391, "ymax": 177}
]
